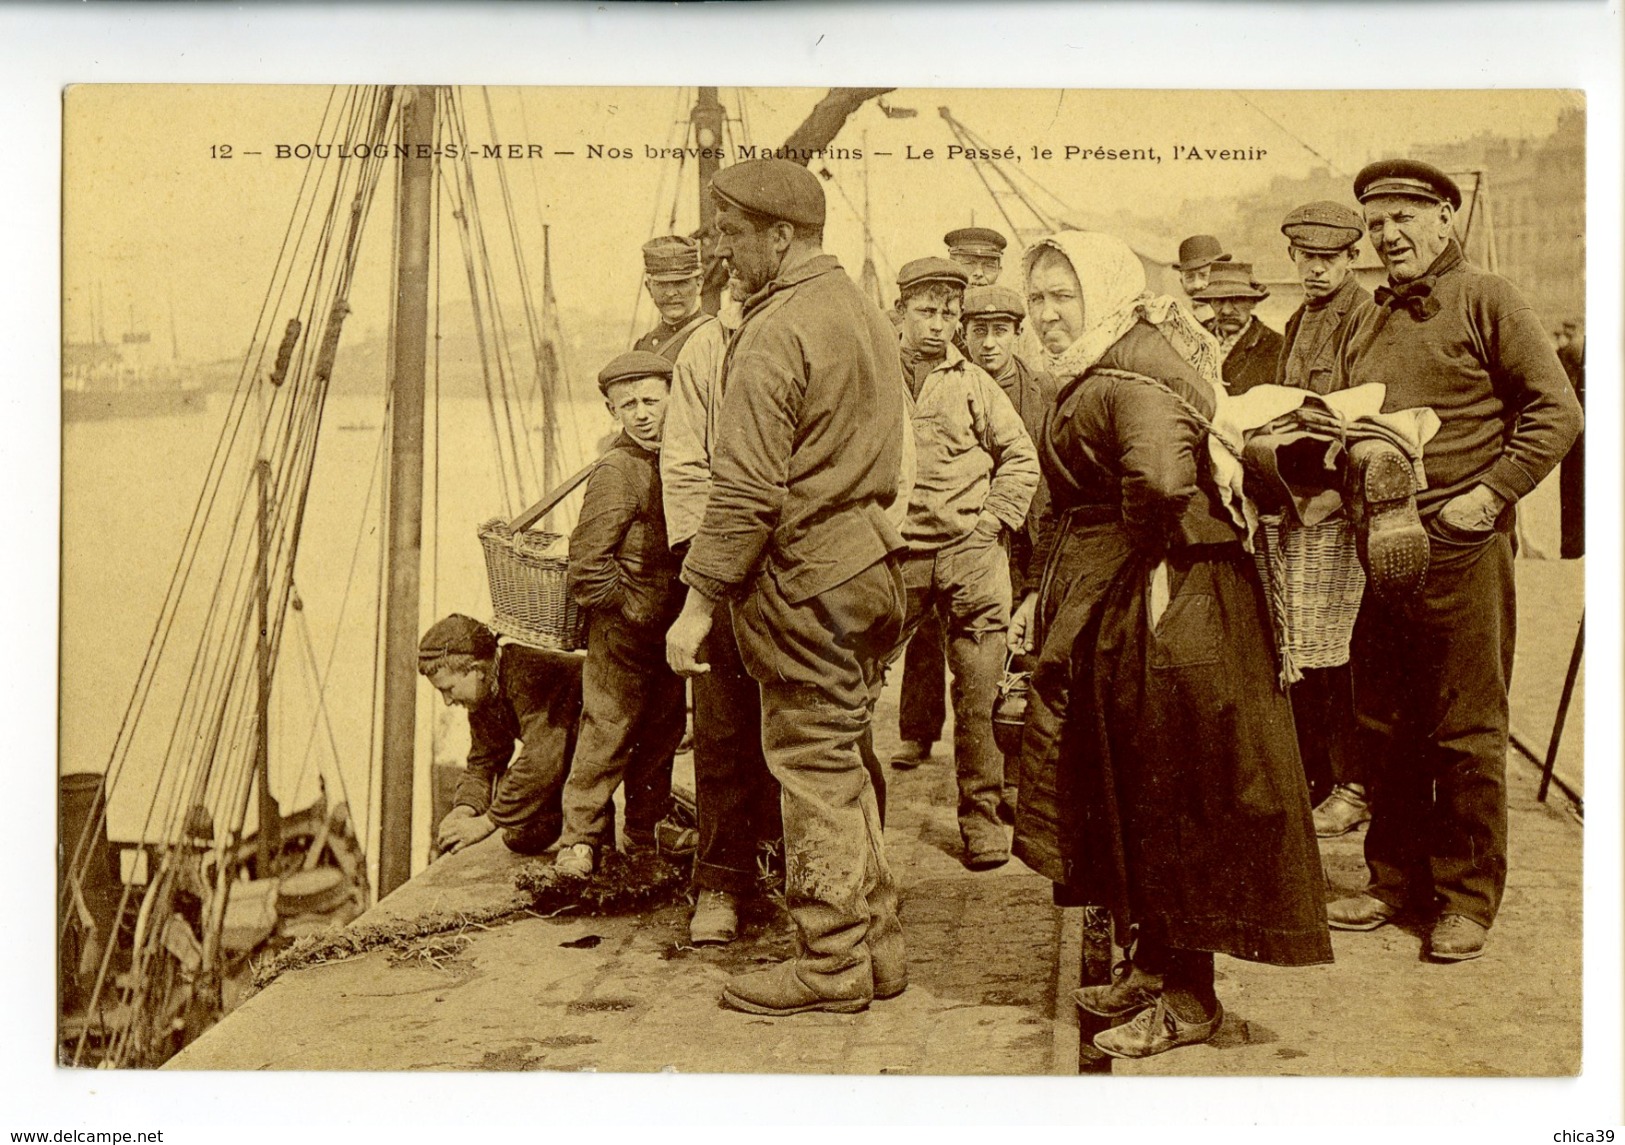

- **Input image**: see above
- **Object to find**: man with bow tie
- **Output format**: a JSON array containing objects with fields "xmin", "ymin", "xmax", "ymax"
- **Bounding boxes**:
[{"xmin": 1329, "ymin": 159, "xmax": 1581, "ymax": 962}]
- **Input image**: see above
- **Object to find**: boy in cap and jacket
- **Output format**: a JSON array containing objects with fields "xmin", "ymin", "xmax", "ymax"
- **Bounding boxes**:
[
  {"xmin": 1272, "ymin": 200, "xmax": 1379, "ymax": 837},
  {"xmin": 891, "ymin": 256, "xmax": 1039, "ymax": 870},
  {"xmin": 418, "ymin": 614, "xmax": 584, "ymax": 858},
  {"xmin": 553, "ymin": 352, "xmax": 688, "ymax": 877}
]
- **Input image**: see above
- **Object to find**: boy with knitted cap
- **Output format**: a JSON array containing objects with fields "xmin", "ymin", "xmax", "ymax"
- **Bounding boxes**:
[
  {"xmin": 554, "ymin": 351, "xmax": 688, "ymax": 877},
  {"xmin": 418, "ymin": 614, "xmax": 585, "ymax": 857}
]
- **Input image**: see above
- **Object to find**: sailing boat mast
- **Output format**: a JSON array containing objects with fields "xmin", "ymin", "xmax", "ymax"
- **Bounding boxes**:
[
  {"xmin": 693, "ymin": 88, "xmax": 726, "ymax": 315},
  {"xmin": 378, "ymin": 85, "xmax": 438, "ymax": 897}
]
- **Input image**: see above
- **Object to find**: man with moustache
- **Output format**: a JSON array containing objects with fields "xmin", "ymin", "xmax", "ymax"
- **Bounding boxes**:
[
  {"xmin": 1330, "ymin": 159, "xmax": 1581, "ymax": 961},
  {"xmin": 1194, "ymin": 260, "xmax": 1283, "ymax": 396},
  {"xmin": 1173, "ymin": 233, "xmax": 1231, "ymax": 319},
  {"xmin": 666, "ymin": 159, "xmax": 910, "ymax": 1014},
  {"xmin": 633, "ymin": 236, "xmax": 715, "ymax": 361},
  {"xmin": 1272, "ymin": 201, "xmax": 1378, "ymax": 836}
]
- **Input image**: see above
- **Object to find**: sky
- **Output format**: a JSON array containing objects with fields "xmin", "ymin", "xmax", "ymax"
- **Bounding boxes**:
[{"xmin": 63, "ymin": 85, "xmax": 1577, "ymax": 366}]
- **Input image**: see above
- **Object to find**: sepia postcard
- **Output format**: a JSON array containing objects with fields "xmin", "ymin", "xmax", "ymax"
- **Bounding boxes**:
[{"xmin": 56, "ymin": 84, "xmax": 1590, "ymax": 1095}]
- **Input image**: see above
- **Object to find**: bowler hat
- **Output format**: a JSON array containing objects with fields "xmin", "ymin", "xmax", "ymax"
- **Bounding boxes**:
[
  {"xmin": 897, "ymin": 256, "xmax": 969, "ymax": 293},
  {"xmin": 1354, "ymin": 159, "xmax": 1462, "ymax": 211},
  {"xmin": 597, "ymin": 350, "xmax": 674, "ymax": 395},
  {"xmin": 1281, "ymin": 201, "xmax": 1365, "ymax": 253},
  {"xmin": 944, "ymin": 226, "xmax": 1008, "ymax": 258},
  {"xmin": 1174, "ymin": 234, "xmax": 1232, "ymax": 271},
  {"xmin": 1191, "ymin": 261, "xmax": 1269, "ymax": 301},
  {"xmin": 642, "ymin": 235, "xmax": 703, "ymax": 282},
  {"xmin": 709, "ymin": 159, "xmax": 826, "ymax": 228},
  {"xmin": 962, "ymin": 284, "xmax": 1025, "ymax": 322}
]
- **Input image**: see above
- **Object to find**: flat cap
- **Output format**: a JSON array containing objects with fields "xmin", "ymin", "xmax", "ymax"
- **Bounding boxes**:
[
  {"xmin": 1281, "ymin": 200, "xmax": 1365, "ymax": 253},
  {"xmin": 897, "ymin": 256, "xmax": 969, "ymax": 293},
  {"xmin": 962, "ymin": 284, "xmax": 1025, "ymax": 322},
  {"xmin": 944, "ymin": 226, "xmax": 1008, "ymax": 257},
  {"xmin": 642, "ymin": 235, "xmax": 703, "ymax": 281},
  {"xmin": 597, "ymin": 350, "xmax": 674, "ymax": 395},
  {"xmin": 1175, "ymin": 234, "xmax": 1231, "ymax": 271},
  {"xmin": 419, "ymin": 614, "xmax": 498, "ymax": 664},
  {"xmin": 709, "ymin": 159, "xmax": 826, "ymax": 228},
  {"xmin": 1354, "ymin": 159, "xmax": 1462, "ymax": 211},
  {"xmin": 1191, "ymin": 260, "xmax": 1269, "ymax": 301}
]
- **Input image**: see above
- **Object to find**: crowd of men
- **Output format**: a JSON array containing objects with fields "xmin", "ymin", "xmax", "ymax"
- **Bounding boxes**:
[{"xmin": 414, "ymin": 154, "xmax": 1581, "ymax": 1023}]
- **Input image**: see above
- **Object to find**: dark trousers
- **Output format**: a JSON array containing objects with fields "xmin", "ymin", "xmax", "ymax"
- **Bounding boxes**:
[
  {"xmin": 897, "ymin": 608, "xmax": 947, "ymax": 744},
  {"xmin": 559, "ymin": 612, "xmax": 684, "ymax": 849},
  {"xmin": 733, "ymin": 557, "xmax": 905, "ymax": 993},
  {"xmin": 1350, "ymin": 528, "xmax": 1515, "ymax": 928},
  {"xmin": 1289, "ymin": 664, "xmax": 1364, "ymax": 804},
  {"xmin": 692, "ymin": 604, "xmax": 783, "ymax": 897}
]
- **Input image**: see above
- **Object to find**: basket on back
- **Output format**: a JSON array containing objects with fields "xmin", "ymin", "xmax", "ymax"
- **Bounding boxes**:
[
  {"xmin": 1252, "ymin": 513, "xmax": 1366, "ymax": 688},
  {"xmin": 478, "ymin": 520, "xmax": 586, "ymax": 651},
  {"xmin": 477, "ymin": 458, "xmax": 599, "ymax": 652}
]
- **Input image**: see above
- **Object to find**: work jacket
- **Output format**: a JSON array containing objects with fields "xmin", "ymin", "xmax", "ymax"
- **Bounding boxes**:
[
  {"xmin": 683, "ymin": 253, "xmax": 907, "ymax": 605},
  {"xmin": 459, "ymin": 645, "xmax": 584, "ymax": 829},
  {"xmin": 568, "ymin": 434, "xmax": 684, "ymax": 629},
  {"xmin": 1276, "ymin": 274, "xmax": 1372, "ymax": 395},
  {"xmin": 901, "ymin": 341, "xmax": 1039, "ymax": 553},
  {"xmin": 1206, "ymin": 314, "xmax": 1284, "ymax": 397}
]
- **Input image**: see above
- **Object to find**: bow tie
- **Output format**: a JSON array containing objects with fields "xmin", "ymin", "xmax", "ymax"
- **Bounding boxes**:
[{"xmin": 1374, "ymin": 280, "xmax": 1440, "ymax": 321}]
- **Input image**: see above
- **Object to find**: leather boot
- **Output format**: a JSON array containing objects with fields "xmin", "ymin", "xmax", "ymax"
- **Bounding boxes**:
[{"xmin": 1346, "ymin": 440, "xmax": 1429, "ymax": 601}]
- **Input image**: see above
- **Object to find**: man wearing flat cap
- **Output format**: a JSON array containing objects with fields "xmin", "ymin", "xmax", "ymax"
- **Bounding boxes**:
[
  {"xmin": 1174, "ymin": 234, "xmax": 1232, "ymax": 317},
  {"xmin": 1194, "ymin": 261, "xmax": 1283, "ymax": 397},
  {"xmin": 1271, "ymin": 201, "xmax": 1379, "ymax": 838},
  {"xmin": 634, "ymin": 235, "xmax": 716, "ymax": 362},
  {"xmin": 418, "ymin": 614, "xmax": 585, "ymax": 859},
  {"xmin": 890, "ymin": 257, "xmax": 1038, "ymax": 871},
  {"xmin": 1330, "ymin": 158, "xmax": 1582, "ymax": 962},
  {"xmin": 551, "ymin": 352, "xmax": 686, "ymax": 881},
  {"xmin": 665, "ymin": 158, "xmax": 911, "ymax": 1015},
  {"xmin": 891, "ymin": 226, "xmax": 1019, "ymax": 772}
]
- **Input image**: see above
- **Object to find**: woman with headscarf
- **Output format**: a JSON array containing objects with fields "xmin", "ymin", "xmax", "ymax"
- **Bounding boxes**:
[{"xmin": 1007, "ymin": 232, "xmax": 1330, "ymax": 1059}]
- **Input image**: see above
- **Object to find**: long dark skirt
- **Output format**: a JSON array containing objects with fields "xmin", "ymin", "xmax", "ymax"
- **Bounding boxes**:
[{"xmin": 1021, "ymin": 541, "xmax": 1332, "ymax": 968}]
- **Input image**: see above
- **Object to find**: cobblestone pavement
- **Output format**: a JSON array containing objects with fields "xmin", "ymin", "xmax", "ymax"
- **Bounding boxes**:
[{"xmin": 173, "ymin": 593, "xmax": 1582, "ymax": 1075}]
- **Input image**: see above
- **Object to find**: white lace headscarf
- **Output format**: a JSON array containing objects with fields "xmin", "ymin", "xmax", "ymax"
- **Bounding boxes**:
[{"xmin": 1024, "ymin": 231, "xmax": 1224, "ymax": 391}]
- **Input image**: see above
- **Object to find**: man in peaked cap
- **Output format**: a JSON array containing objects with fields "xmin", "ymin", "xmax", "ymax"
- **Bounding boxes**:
[
  {"xmin": 1193, "ymin": 261, "xmax": 1282, "ymax": 397},
  {"xmin": 944, "ymin": 225, "xmax": 1008, "ymax": 287},
  {"xmin": 1174, "ymin": 234, "xmax": 1232, "ymax": 301},
  {"xmin": 634, "ymin": 235, "xmax": 715, "ymax": 362},
  {"xmin": 1272, "ymin": 201, "xmax": 1378, "ymax": 839},
  {"xmin": 666, "ymin": 158, "xmax": 911, "ymax": 1014},
  {"xmin": 888, "ymin": 256, "xmax": 1038, "ymax": 871},
  {"xmin": 1328, "ymin": 157, "xmax": 1581, "ymax": 962}
]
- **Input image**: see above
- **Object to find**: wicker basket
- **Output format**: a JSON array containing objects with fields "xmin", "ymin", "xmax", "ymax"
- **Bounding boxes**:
[
  {"xmin": 1252, "ymin": 514, "xmax": 1366, "ymax": 686},
  {"xmin": 478, "ymin": 517, "xmax": 586, "ymax": 651}
]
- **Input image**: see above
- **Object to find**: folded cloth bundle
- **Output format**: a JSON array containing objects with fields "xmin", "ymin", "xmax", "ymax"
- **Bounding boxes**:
[{"xmin": 1213, "ymin": 383, "xmax": 1440, "ymax": 541}]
